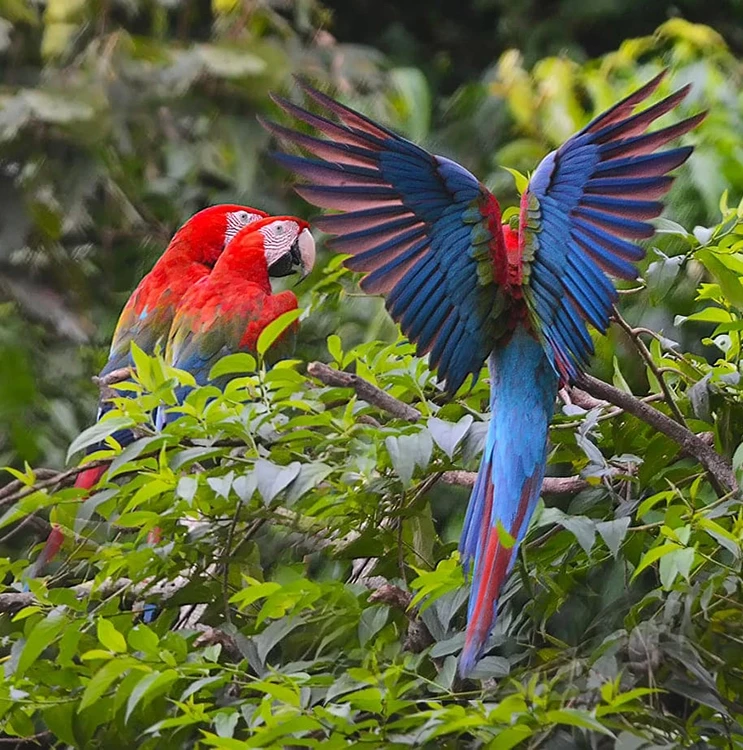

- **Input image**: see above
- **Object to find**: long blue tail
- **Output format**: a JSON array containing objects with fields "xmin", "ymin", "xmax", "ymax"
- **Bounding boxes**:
[{"xmin": 458, "ymin": 325, "xmax": 558, "ymax": 676}]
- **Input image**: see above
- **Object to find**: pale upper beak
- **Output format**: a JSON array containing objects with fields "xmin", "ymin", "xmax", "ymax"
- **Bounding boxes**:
[
  {"xmin": 296, "ymin": 227, "xmax": 316, "ymax": 279},
  {"xmin": 267, "ymin": 228, "xmax": 316, "ymax": 280}
]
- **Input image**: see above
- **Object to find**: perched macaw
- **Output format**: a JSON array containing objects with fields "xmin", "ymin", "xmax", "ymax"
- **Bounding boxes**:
[
  {"xmin": 140, "ymin": 215, "xmax": 313, "ymax": 622},
  {"xmin": 30, "ymin": 204, "xmax": 267, "ymax": 579},
  {"xmin": 162, "ymin": 215, "xmax": 315, "ymax": 413},
  {"xmin": 262, "ymin": 72, "xmax": 704, "ymax": 675}
]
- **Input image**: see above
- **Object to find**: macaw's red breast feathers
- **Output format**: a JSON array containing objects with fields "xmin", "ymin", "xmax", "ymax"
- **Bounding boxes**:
[
  {"xmin": 520, "ymin": 70, "xmax": 706, "ymax": 383},
  {"xmin": 165, "ymin": 216, "xmax": 314, "ymax": 389}
]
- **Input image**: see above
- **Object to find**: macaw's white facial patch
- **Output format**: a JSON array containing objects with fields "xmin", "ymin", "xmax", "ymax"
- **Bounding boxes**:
[
  {"xmin": 225, "ymin": 209, "xmax": 262, "ymax": 245},
  {"xmin": 260, "ymin": 220, "xmax": 302, "ymax": 266}
]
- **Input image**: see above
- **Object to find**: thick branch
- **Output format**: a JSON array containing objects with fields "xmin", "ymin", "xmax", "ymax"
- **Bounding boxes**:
[
  {"xmin": 440, "ymin": 470, "xmax": 601, "ymax": 495},
  {"xmin": 576, "ymin": 373, "xmax": 738, "ymax": 497},
  {"xmin": 308, "ymin": 361, "xmax": 421, "ymax": 422}
]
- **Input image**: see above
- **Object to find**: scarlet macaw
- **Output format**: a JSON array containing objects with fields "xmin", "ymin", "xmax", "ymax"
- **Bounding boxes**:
[
  {"xmin": 30, "ymin": 205, "xmax": 268, "ymax": 578},
  {"xmin": 262, "ymin": 72, "xmax": 705, "ymax": 675},
  {"xmin": 162, "ymin": 215, "xmax": 315, "ymax": 411},
  {"xmin": 144, "ymin": 215, "xmax": 313, "ymax": 623}
]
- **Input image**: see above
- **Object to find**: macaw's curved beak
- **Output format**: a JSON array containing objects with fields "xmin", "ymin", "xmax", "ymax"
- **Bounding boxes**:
[{"xmin": 268, "ymin": 227, "xmax": 316, "ymax": 280}]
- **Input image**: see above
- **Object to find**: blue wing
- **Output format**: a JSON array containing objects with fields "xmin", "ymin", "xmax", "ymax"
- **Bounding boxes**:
[
  {"xmin": 523, "ymin": 70, "xmax": 705, "ymax": 381},
  {"xmin": 261, "ymin": 82, "xmax": 514, "ymax": 394}
]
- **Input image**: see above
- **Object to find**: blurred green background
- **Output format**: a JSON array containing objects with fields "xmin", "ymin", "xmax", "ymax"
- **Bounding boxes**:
[{"xmin": 0, "ymin": 0, "xmax": 741, "ymax": 471}]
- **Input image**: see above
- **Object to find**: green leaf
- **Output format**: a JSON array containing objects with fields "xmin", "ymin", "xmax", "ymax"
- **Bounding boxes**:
[
  {"xmin": 327, "ymin": 334, "xmax": 343, "ymax": 364},
  {"xmin": 256, "ymin": 309, "xmax": 301, "ymax": 357},
  {"xmin": 79, "ymin": 657, "xmax": 143, "ymax": 712},
  {"xmin": 697, "ymin": 249, "xmax": 743, "ymax": 309},
  {"xmin": 125, "ymin": 669, "xmax": 179, "ymax": 723},
  {"xmin": 544, "ymin": 708, "xmax": 615, "ymax": 737},
  {"xmin": 176, "ymin": 475, "xmax": 199, "ymax": 503},
  {"xmin": 15, "ymin": 607, "xmax": 68, "ymax": 678},
  {"xmin": 596, "ymin": 517, "xmax": 632, "ymax": 558},
  {"xmin": 540, "ymin": 508, "xmax": 596, "ymax": 554},
  {"xmin": 502, "ymin": 166, "xmax": 528, "ymax": 194},
  {"xmin": 127, "ymin": 625, "xmax": 159, "ymax": 654},
  {"xmin": 358, "ymin": 605, "xmax": 389, "ymax": 646},
  {"xmin": 43, "ymin": 702, "xmax": 76, "ymax": 746},
  {"xmin": 495, "ymin": 520, "xmax": 516, "ymax": 549},
  {"xmin": 682, "ymin": 307, "xmax": 733, "ymax": 324},
  {"xmin": 208, "ymin": 352, "xmax": 257, "ymax": 380},
  {"xmin": 66, "ymin": 416, "xmax": 134, "ymax": 461},
  {"xmin": 385, "ymin": 430, "xmax": 432, "ymax": 488},
  {"xmin": 428, "ymin": 415, "xmax": 473, "ymax": 459},
  {"xmin": 201, "ymin": 733, "xmax": 257, "ymax": 749},
  {"xmin": 632, "ymin": 542, "xmax": 682, "ymax": 581},
  {"xmin": 213, "ymin": 710, "xmax": 239, "ymax": 738},
  {"xmin": 230, "ymin": 579, "xmax": 282, "ymax": 611},
  {"xmin": 284, "ymin": 462, "xmax": 332, "ymax": 504},
  {"xmin": 97, "ymin": 618, "xmax": 127, "ymax": 653},
  {"xmin": 254, "ymin": 459, "xmax": 301, "ymax": 505},
  {"xmin": 130, "ymin": 341, "xmax": 152, "ymax": 389},
  {"xmin": 491, "ymin": 725, "xmax": 534, "ymax": 750},
  {"xmin": 612, "ymin": 356, "xmax": 632, "ymax": 394},
  {"xmin": 659, "ymin": 547, "xmax": 695, "ymax": 589}
]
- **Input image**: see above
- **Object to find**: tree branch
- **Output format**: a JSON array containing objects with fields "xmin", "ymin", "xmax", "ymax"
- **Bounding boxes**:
[
  {"xmin": 439, "ymin": 470, "xmax": 603, "ymax": 495},
  {"xmin": 309, "ymin": 361, "xmax": 611, "ymax": 496},
  {"xmin": 576, "ymin": 373, "xmax": 738, "ymax": 497},
  {"xmin": 0, "ymin": 460, "xmax": 112, "ymax": 510},
  {"xmin": 308, "ymin": 361, "xmax": 421, "ymax": 422},
  {"xmin": 612, "ymin": 308, "xmax": 687, "ymax": 426}
]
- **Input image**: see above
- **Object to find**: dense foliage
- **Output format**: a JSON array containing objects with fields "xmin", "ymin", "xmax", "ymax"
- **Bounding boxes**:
[{"xmin": 2, "ymin": 2, "xmax": 743, "ymax": 747}]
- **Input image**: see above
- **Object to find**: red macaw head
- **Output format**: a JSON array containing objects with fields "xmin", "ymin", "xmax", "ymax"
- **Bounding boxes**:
[
  {"xmin": 173, "ymin": 204, "xmax": 269, "ymax": 267},
  {"xmin": 224, "ymin": 215, "xmax": 315, "ymax": 281}
]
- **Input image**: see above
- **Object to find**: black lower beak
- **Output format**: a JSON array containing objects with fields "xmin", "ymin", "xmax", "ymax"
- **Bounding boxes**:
[{"xmin": 268, "ymin": 240, "xmax": 302, "ymax": 278}]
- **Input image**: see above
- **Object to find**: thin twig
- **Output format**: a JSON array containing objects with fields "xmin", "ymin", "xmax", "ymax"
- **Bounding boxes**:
[
  {"xmin": 576, "ymin": 373, "xmax": 738, "ymax": 497},
  {"xmin": 308, "ymin": 361, "xmax": 421, "ymax": 422},
  {"xmin": 0, "ymin": 460, "xmax": 112, "ymax": 510},
  {"xmin": 612, "ymin": 308, "xmax": 686, "ymax": 425},
  {"xmin": 222, "ymin": 500, "xmax": 243, "ymax": 625}
]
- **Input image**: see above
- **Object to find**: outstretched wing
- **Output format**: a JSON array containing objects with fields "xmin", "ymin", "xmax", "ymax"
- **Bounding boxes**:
[
  {"xmin": 522, "ymin": 70, "xmax": 705, "ymax": 381},
  {"xmin": 261, "ymin": 81, "xmax": 515, "ymax": 394}
]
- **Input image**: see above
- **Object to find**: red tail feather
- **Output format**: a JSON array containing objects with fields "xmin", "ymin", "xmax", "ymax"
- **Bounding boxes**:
[{"xmin": 74, "ymin": 464, "xmax": 108, "ymax": 490}]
